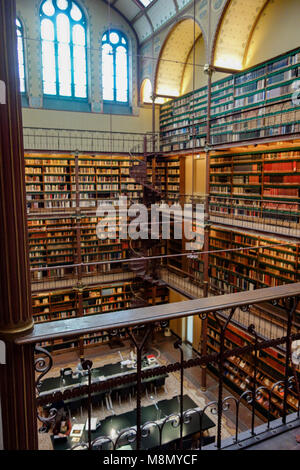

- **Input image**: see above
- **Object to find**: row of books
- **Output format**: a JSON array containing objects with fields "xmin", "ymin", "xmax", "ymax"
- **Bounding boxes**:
[{"xmin": 160, "ymin": 48, "xmax": 300, "ymax": 150}]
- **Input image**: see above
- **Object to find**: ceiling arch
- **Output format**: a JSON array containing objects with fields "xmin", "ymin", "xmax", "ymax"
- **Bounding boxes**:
[
  {"xmin": 105, "ymin": 0, "xmax": 195, "ymax": 43},
  {"xmin": 213, "ymin": 0, "xmax": 269, "ymax": 70},
  {"xmin": 155, "ymin": 18, "xmax": 202, "ymax": 98}
]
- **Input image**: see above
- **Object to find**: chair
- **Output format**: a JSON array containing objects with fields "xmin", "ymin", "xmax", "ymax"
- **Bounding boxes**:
[
  {"xmin": 60, "ymin": 367, "xmax": 72, "ymax": 377},
  {"xmin": 141, "ymin": 382, "xmax": 150, "ymax": 399},
  {"xmin": 115, "ymin": 386, "xmax": 130, "ymax": 406},
  {"xmin": 153, "ymin": 377, "xmax": 166, "ymax": 396},
  {"xmin": 92, "ymin": 392, "xmax": 105, "ymax": 412},
  {"xmin": 104, "ymin": 392, "xmax": 115, "ymax": 413}
]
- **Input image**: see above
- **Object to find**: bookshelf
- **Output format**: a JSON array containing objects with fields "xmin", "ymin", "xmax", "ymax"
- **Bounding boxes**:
[
  {"xmin": 32, "ymin": 290, "xmax": 78, "ymax": 325},
  {"xmin": 25, "ymin": 152, "xmax": 171, "ymax": 354},
  {"xmin": 209, "ymin": 147, "xmax": 300, "ymax": 231},
  {"xmin": 160, "ymin": 86, "xmax": 207, "ymax": 152},
  {"xmin": 207, "ymin": 316, "xmax": 299, "ymax": 421},
  {"xmin": 166, "ymin": 156, "xmax": 181, "ymax": 201},
  {"xmin": 208, "ymin": 227, "xmax": 299, "ymax": 294},
  {"xmin": 181, "ymin": 225, "xmax": 300, "ymax": 296},
  {"xmin": 25, "ymin": 154, "xmax": 145, "ymax": 210},
  {"xmin": 147, "ymin": 158, "xmax": 167, "ymax": 196},
  {"xmin": 32, "ymin": 281, "xmax": 169, "ymax": 354},
  {"xmin": 27, "ymin": 213, "xmax": 130, "ymax": 279},
  {"xmin": 28, "ymin": 216, "xmax": 76, "ymax": 280},
  {"xmin": 160, "ymin": 48, "xmax": 300, "ymax": 151}
]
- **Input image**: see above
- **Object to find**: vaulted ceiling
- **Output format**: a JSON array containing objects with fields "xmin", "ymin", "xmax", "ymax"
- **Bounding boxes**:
[
  {"xmin": 213, "ymin": 0, "xmax": 270, "ymax": 70},
  {"xmin": 107, "ymin": 0, "xmax": 193, "ymax": 43},
  {"xmin": 155, "ymin": 18, "xmax": 202, "ymax": 97}
]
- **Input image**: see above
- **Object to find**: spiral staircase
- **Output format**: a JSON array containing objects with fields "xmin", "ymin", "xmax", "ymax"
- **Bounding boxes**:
[{"xmin": 128, "ymin": 144, "xmax": 166, "ymax": 309}]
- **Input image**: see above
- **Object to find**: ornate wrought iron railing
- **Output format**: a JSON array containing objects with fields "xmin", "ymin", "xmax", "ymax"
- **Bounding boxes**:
[{"xmin": 17, "ymin": 283, "xmax": 300, "ymax": 451}]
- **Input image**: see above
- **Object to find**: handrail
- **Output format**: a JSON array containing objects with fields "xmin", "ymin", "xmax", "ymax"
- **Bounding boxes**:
[
  {"xmin": 16, "ymin": 282, "xmax": 300, "ymax": 345},
  {"xmin": 24, "ymin": 126, "xmax": 158, "ymax": 137}
]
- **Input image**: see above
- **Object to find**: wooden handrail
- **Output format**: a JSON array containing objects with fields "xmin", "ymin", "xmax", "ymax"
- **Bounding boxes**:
[{"xmin": 16, "ymin": 282, "xmax": 300, "ymax": 345}]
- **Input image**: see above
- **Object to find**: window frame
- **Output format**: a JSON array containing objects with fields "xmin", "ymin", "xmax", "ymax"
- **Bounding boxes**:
[
  {"xmin": 40, "ymin": 0, "xmax": 88, "ymax": 101},
  {"xmin": 102, "ymin": 29, "xmax": 130, "ymax": 105}
]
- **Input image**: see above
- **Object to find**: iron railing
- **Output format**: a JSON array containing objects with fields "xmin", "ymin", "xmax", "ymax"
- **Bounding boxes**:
[
  {"xmin": 209, "ymin": 195, "xmax": 300, "ymax": 238},
  {"xmin": 17, "ymin": 283, "xmax": 300, "ymax": 451},
  {"xmin": 23, "ymin": 127, "xmax": 160, "ymax": 155},
  {"xmin": 160, "ymin": 98, "xmax": 300, "ymax": 152}
]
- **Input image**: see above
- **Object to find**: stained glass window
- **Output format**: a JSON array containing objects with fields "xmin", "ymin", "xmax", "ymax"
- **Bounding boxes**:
[
  {"xmin": 16, "ymin": 19, "xmax": 25, "ymax": 93},
  {"xmin": 40, "ymin": 0, "xmax": 87, "ymax": 98},
  {"xmin": 102, "ymin": 30, "xmax": 129, "ymax": 103}
]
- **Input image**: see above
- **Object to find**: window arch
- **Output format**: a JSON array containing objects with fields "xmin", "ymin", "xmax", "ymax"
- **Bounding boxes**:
[
  {"xmin": 102, "ymin": 30, "xmax": 129, "ymax": 103},
  {"xmin": 140, "ymin": 78, "xmax": 166, "ymax": 105},
  {"xmin": 16, "ymin": 18, "xmax": 26, "ymax": 93},
  {"xmin": 141, "ymin": 78, "xmax": 152, "ymax": 104},
  {"xmin": 40, "ymin": 0, "xmax": 87, "ymax": 99}
]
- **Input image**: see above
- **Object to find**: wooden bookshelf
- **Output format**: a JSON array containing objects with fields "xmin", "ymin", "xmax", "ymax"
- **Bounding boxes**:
[
  {"xmin": 25, "ymin": 154, "xmax": 146, "ymax": 209},
  {"xmin": 183, "ymin": 225, "xmax": 300, "ymax": 297},
  {"xmin": 208, "ymin": 227, "xmax": 299, "ymax": 294},
  {"xmin": 27, "ymin": 213, "xmax": 130, "ymax": 279},
  {"xmin": 207, "ymin": 316, "xmax": 299, "ymax": 421},
  {"xmin": 209, "ymin": 148, "xmax": 300, "ymax": 225},
  {"xmin": 160, "ymin": 48, "xmax": 300, "ymax": 151},
  {"xmin": 25, "ymin": 152, "xmax": 171, "ymax": 354},
  {"xmin": 166, "ymin": 156, "xmax": 181, "ymax": 201},
  {"xmin": 32, "ymin": 281, "xmax": 169, "ymax": 353},
  {"xmin": 147, "ymin": 158, "xmax": 167, "ymax": 196},
  {"xmin": 28, "ymin": 216, "xmax": 76, "ymax": 280}
]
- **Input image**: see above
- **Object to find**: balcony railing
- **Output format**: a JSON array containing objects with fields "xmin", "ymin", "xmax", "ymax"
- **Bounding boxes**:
[
  {"xmin": 17, "ymin": 283, "xmax": 300, "ymax": 451},
  {"xmin": 23, "ymin": 127, "xmax": 160, "ymax": 155},
  {"xmin": 210, "ymin": 98, "xmax": 300, "ymax": 146},
  {"xmin": 160, "ymin": 98, "xmax": 300, "ymax": 152},
  {"xmin": 209, "ymin": 195, "xmax": 300, "ymax": 237}
]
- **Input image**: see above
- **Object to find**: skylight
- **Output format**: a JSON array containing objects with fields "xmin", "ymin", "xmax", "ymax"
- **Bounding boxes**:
[{"xmin": 139, "ymin": 0, "xmax": 154, "ymax": 7}]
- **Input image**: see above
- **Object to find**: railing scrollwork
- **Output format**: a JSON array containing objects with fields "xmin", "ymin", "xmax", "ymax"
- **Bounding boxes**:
[{"xmin": 34, "ymin": 345, "xmax": 53, "ymax": 393}]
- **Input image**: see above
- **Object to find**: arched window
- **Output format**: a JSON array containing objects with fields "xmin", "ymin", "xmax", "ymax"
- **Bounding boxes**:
[
  {"xmin": 141, "ymin": 79, "xmax": 152, "ymax": 104},
  {"xmin": 40, "ymin": 0, "xmax": 87, "ymax": 99},
  {"xmin": 140, "ymin": 78, "xmax": 166, "ymax": 105},
  {"xmin": 16, "ymin": 19, "xmax": 25, "ymax": 93},
  {"xmin": 102, "ymin": 30, "xmax": 129, "ymax": 103}
]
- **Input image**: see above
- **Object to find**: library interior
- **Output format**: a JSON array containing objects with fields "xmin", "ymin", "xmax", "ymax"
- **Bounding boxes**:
[{"xmin": 1, "ymin": 0, "xmax": 300, "ymax": 452}]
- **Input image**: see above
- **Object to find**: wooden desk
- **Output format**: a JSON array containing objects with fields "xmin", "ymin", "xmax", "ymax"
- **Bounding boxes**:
[
  {"xmin": 39, "ymin": 359, "xmax": 166, "ymax": 397},
  {"xmin": 51, "ymin": 395, "xmax": 215, "ymax": 451}
]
